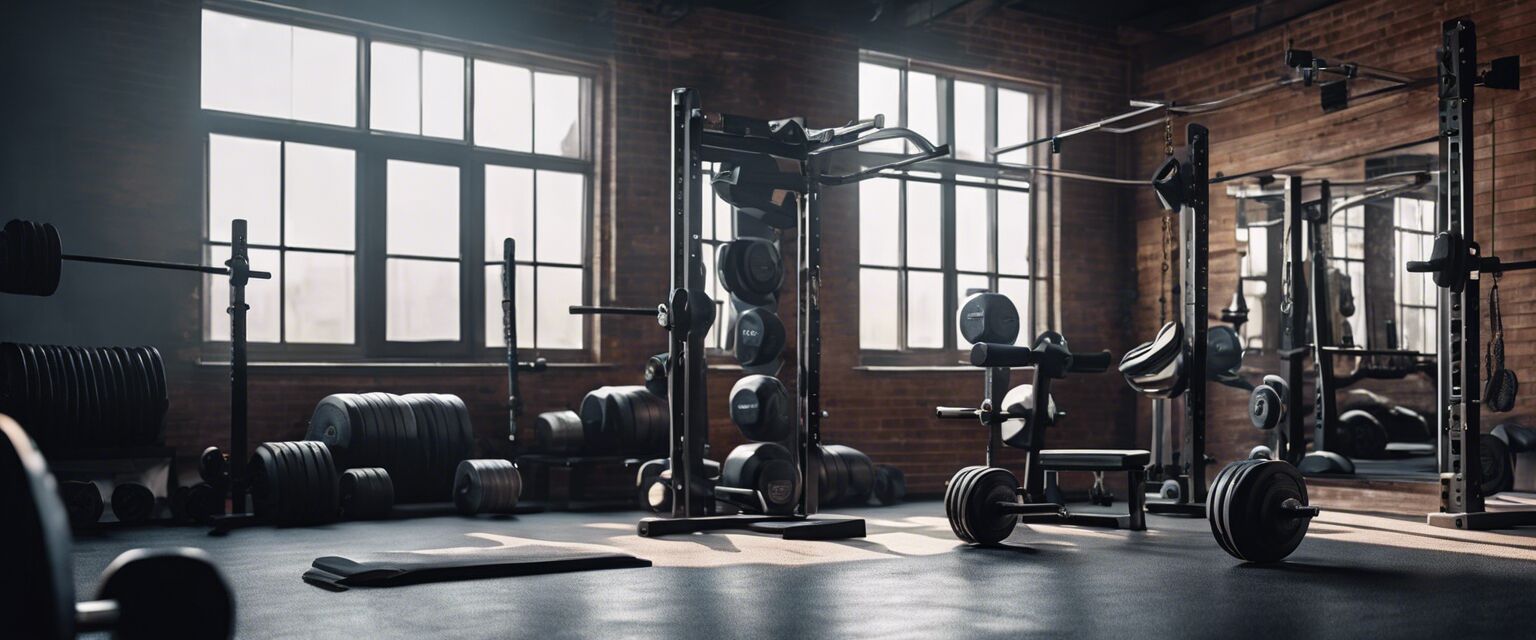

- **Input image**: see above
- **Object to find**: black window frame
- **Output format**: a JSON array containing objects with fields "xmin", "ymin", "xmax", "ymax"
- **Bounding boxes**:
[
  {"xmin": 198, "ymin": 2, "xmax": 599, "ymax": 364},
  {"xmin": 856, "ymin": 52, "xmax": 1050, "ymax": 366}
]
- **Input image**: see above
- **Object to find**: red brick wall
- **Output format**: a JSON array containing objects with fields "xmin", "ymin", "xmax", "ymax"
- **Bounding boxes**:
[
  {"xmin": 1126, "ymin": 0, "xmax": 1536, "ymax": 468},
  {"xmin": 4, "ymin": 1, "xmax": 1137, "ymax": 497}
]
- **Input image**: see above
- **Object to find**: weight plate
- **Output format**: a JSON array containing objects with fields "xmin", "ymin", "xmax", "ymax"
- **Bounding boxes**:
[
  {"xmin": 415, "ymin": 393, "xmax": 454, "ymax": 500},
  {"xmin": 964, "ymin": 468, "xmax": 1021, "ymax": 545},
  {"xmin": 425, "ymin": 394, "xmax": 464, "ymax": 498},
  {"xmin": 112, "ymin": 346, "xmax": 147, "ymax": 446},
  {"xmin": 358, "ymin": 393, "xmax": 397, "ymax": 485},
  {"xmin": 74, "ymin": 347, "xmax": 96, "ymax": 447},
  {"xmin": 443, "ymin": 394, "xmax": 474, "ymax": 463},
  {"xmin": 944, "ymin": 466, "xmax": 984, "ymax": 542},
  {"xmin": 274, "ymin": 442, "xmax": 307, "ymax": 524},
  {"xmin": 340, "ymin": 394, "xmax": 377, "ymax": 470},
  {"xmin": 1480, "ymin": 433, "xmax": 1513, "ymax": 496},
  {"xmin": 185, "ymin": 482, "xmax": 223, "ymax": 523},
  {"xmin": 1, "ymin": 413, "xmax": 78, "ymax": 638},
  {"xmin": 249, "ymin": 444, "xmax": 282, "ymax": 522},
  {"xmin": 141, "ymin": 345, "xmax": 169, "ymax": 419},
  {"xmin": 1229, "ymin": 461, "xmax": 1310, "ymax": 563},
  {"xmin": 17, "ymin": 344, "xmax": 39, "ymax": 428},
  {"xmin": 22, "ymin": 221, "xmax": 40, "ymax": 295},
  {"xmin": 58, "ymin": 479, "xmax": 104, "ymax": 528},
  {"xmin": 454, "ymin": 459, "xmax": 521, "ymax": 515},
  {"xmin": 391, "ymin": 394, "xmax": 426, "ymax": 500},
  {"xmin": 111, "ymin": 482, "xmax": 155, "ymax": 525},
  {"xmin": 95, "ymin": 547, "xmax": 235, "ymax": 640},
  {"xmin": 1219, "ymin": 459, "xmax": 1265, "ymax": 560},
  {"xmin": 353, "ymin": 393, "xmax": 388, "ymax": 475},
  {"xmin": 40, "ymin": 222, "xmax": 60, "ymax": 297},
  {"xmin": 0, "ymin": 343, "xmax": 26, "ymax": 423},
  {"xmin": 955, "ymin": 465, "xmax": 988, "ymax": 542},
  {"xmin": 308, "ymin": 396, "xmax": 357, "ymax": 466},
  {"xmin": 302, "ymin": 441, "xmax": 340, "ymax": 523},
  {"xmin": 340, "ymin": 467, "xmax": 394, "ymax": 520},
  {"xmin": 1207, "ymin": 461, "xmax": 1240, "ymax": 558},
  {"xmin": 403, "ymin": 394, "xmax": 445, "ymax": 500},
  {"xmin": 1250, "ymin": 385, "xmax": 1281, "ymax": 430}
]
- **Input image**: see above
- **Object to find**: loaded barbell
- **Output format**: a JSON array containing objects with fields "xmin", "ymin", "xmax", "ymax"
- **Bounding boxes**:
[{"xmin": 1207, "ymin": 459, "xmax": 1317, "ymax": 563}]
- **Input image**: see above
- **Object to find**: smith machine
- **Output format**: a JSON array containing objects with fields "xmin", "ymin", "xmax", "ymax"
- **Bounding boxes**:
[{"xmin": 576, "ymin": 88, "xmax": 947, "ymax": 538}]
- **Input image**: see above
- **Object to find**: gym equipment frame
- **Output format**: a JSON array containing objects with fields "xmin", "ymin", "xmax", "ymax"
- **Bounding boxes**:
[
  {"xmin": 577, "ymin": 88, "xmax": 946, "ymax": 538},
  {"xmin": 1405, "ymin": 19, "xmax": 1535, "ymax": 530}
]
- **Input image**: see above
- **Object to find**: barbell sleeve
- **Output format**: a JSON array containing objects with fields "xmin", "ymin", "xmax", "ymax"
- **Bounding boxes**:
[
  {"xmin": 935, "ymin": 407, "xmax": 980, "ymax": 420},
  {"xmin": 969, "ymin": 343, "xmax": 1038, "ymax": 368},
  {"xmin": 1068, "ymin": 350, "xmax": 1113, "ymax": 373}
]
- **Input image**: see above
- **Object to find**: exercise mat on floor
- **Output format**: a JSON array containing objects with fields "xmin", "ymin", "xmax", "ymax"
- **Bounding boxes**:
[{"xmin": 303, "ymin": 546, "xmax": 651, "ymax": 591}]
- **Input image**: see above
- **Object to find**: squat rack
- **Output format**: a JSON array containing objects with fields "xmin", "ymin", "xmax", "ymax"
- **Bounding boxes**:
[{"xmin": 2, "ymin": 218, "xmax": 270, "ymax": 513}]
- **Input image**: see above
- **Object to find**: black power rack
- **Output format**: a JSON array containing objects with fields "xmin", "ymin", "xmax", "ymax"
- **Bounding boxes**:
[{"xmin": 577, "ymin": 88, "xmax": 946, "ymax": 538}]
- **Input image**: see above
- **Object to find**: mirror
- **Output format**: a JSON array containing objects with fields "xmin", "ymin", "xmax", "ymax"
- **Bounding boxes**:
[{"xmin": 1223, "ymin": 141, "xmax": 1439, "ymax": 481}]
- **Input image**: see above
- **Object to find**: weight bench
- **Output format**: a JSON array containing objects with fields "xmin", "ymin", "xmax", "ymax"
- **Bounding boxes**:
[{"xmin": 1026, "ymin": 449, "xmax": 1148, "ymax": 531}]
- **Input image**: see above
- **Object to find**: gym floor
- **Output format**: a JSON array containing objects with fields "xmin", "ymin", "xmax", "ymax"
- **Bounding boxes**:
[{"xmin": 73, "ymin": 500, "xmax": 1536, "ymax": 639}]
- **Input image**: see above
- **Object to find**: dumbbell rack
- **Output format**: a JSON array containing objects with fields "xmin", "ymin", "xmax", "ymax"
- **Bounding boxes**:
[{"xmin": 1, "ymin": 218, "xmax": 268, "ymax": 518}]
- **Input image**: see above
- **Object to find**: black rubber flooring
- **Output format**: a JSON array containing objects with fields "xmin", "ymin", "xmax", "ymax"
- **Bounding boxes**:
[{"xmin": 70, "ymin": 501, "xmax": 1536, "ymax": 639}]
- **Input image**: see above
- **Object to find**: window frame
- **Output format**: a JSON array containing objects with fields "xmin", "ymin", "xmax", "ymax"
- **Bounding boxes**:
[
  {"xmin": 1393, "ymin": 196, "xmax": 1437, "ymax": 354},
  {"xmin": 198, "ymin": 2, "xmax": 600, "ymax": 363},
  {"xmin": 856, "ymin": 52, "xmax": 1050, "ymax": 366}
]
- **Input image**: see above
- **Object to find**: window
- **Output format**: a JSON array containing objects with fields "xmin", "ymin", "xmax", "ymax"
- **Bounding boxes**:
[
  {"xmin": 1328, "ymin": 203, "xmax": 1367, "ymax": 347},
  {"xmin": 698, "ymin": 163, "xmax": 737, "ymax": 351},
  {"xmin": 856, "ymin": 58, "xmax": 1040, "ymax": 357},
  {"xmin": 1236, "ymin": 221, "xmax": 1270, "ymax": 351},
  {"xmin": 1395, "ymin": 197, "xmax": 1437, "ymax": 354},
  {"xmin": 200, "ymin": 9, "xmax": 594, "ymax": 358}
]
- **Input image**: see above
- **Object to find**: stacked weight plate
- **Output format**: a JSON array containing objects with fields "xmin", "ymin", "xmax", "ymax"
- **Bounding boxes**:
[
  {"xmin": 306, "ymin": 392, "xmax": 472, "ymax": 503},
  {"xmin": 0, "ymin": 342, "xmax": 168, "ymax": 451},
  {"xmin": 576, "ymin": 386, "xmax": 667, "ymax": 456},
  {"xmin": 248, "ymin": 441, "xmax": 340, "ymax": 526},
  {"xmin": 0, "ymin": 219, "xmax": 63, "ymax": 296}
]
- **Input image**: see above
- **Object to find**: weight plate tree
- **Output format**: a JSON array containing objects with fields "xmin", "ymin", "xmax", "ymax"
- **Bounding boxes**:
[
  {"xmin": 590, "ymin": 89, "xmax": 944, "ymax": 539},
  {"xmin": 0, "ymin": 414, "xmax": 235, "ymax": 639}
]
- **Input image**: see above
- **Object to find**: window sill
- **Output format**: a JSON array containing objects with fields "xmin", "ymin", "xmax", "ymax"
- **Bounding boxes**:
[
  {"xmin": 196, "ymin": 360, "xmax": 612, "ymax": 371},
  {"xmin": 854, "ymin": 365, "xmax": 978, "ymax": 372}
]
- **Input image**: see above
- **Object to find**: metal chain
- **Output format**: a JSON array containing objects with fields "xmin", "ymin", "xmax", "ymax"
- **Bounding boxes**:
[{"xmin": 1157, "ymin": 114, "xmax": 1175, "ymax": 325}]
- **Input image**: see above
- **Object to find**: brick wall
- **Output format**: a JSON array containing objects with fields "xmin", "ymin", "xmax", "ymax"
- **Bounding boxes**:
[
  {"xmin": 1126, "ymin": 0, "xmax": 1536, "ymax": 472},
  {"xmin": 3, "ymin": 0, "xmax": 1137, "ymax": 497}
]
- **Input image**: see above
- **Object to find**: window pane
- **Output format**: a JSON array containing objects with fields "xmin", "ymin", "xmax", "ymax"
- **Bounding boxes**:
[
  {"xmin": 285, "ymin": 251, "xmax": 354, "ymax": 344},
  {"xmin": 534, "ymin": 72, "xmax": 582, "ymax": 157},
  {"xmin": 284, "ymin": 142, "xmax": 355, "ymax": 251},
  {"xmin": 485, "ymin": 264, "xmax": 533, "ymax": 349},
  {"xmin": 906, "ymin": 181, "xmax": 941, "ymax": 269},
  {"xmin": 860, "ymin": 268, "xmax": 898, "ymax": 350},
  {"xmin": 907, "ymin": 271, "xmax": 944, "ymax": 348},
  {"xmin": 370, "ymin": 43, "xmax": 420, "ymax": 134},
  {"xmin": 954, "ymin": 80, "xmax": 986, "ymax": 161},
  {"xmin": 386, "ymin": 258, "xmax": 459, "ymax": 341},
  {"xmin": 858, "ymin": 63, "xmax": 902, "ymax": 154},
  {"xmin": 474, "ymin": 60, "xmax": 532, "ymax": 152},
  {"xmin": 201, "ymin": 11, "xmax": 291, "ymax": 119},
  {"xmin": 537, "ymin": 266, "xmax": 583, "ymax": 349},
  {"xmin": 485, "ymin": 165, "xmax": 534, "ymax": 261},
  {"xmin": 206, "ymin": 246, "xmax": 280, "ymax": 343},
  {"xmin": 208, "ymin": 134, "xmax": 280, "ymax": 245},
  {"xmin": 955, "ymin": 186, "xmax": 989, "ymax": 272},
  {"xmin": 536, "ymin": 171, "xmax": 584, "ymax": 264},
  {"xmin": 998, "ymin": 187, "xmax": 1030, "ymax": 275},
  {"xmin": 859, "ymin": 178, "xmax": 899, "ymax": 267},
  {"xmin": 291, "ymin": 26, "xmax": 356, "ymax": 126},
  {"xmin": 1244, "ymin": 225, "xmax": 1267, "ymax": 278},
  {"xmin": 907, "ymin": 71, "xmax": 939, "ymax": 152},
  {"xmin": 422, "ymin": 51, "xmax": 465, "ymax": 139},
  {"xmin": 713, "ymin": 191, "xmax": 734, "ymax": 243},
  {"xmin": 998, "ymin": 277, "xmax": 1031, "ymax": 345},
  {"xmin": 996, "ymin": 88, "xmax": 1031, "ymax": 164},
  {"xmin": 387, "ymin": 160, "xmax": 460, "ymax": 258}
]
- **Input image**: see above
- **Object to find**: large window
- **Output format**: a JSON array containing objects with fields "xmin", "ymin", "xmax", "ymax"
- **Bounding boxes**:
[
  {"xmin": 200, "ymin": 9, "xmax": 593, "ymax": 359},
  {"xmin": 856, "ymin": 57, "xmax": 1040, "ymax": 359},
  {"xmin": 1328, "ymin": 203, "xmax": 1367, "ymax": 347}
]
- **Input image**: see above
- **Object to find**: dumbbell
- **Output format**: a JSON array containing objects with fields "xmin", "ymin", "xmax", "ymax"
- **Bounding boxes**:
[
  {"xmin": 454, "ymin": 459, "xmax": 522, "ymax": 515},
  {"xmin": 58, "ymin": 480, "xmax": 104, "ymax": 529},
  {"xmin": 1249, "ymin": 375, "xmax": 1290, "ymax": 430},
  {"xmin": 730, "ymin": 375, "xmax": 792, "ymax": 442},
  {"xmin": 636, "ymin": 457, "xmax": 721, "ymax": 513},
  {"xmin": 73, "ymin": 548, "xmax": 235, "ymax": 639},
  {"xmin": 199, "ymin": 446, "xmax": 229, "ymax": 487},
  {"xmin": 172, "ymin": 482, "xmax": 224, "ymax": 524},
  {"xmin": 111, "ymin": 482, "xmax": 155, "ymax": 525}
]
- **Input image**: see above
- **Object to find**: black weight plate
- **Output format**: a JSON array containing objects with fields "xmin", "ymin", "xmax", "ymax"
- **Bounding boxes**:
[
  {"xmin": 823, "ymin": 445, "xmax": 847, "ymax": 507},
  {"xmin": 338, "ymin": 394, "xmax": 376, "ymax": 469},
  {"xmin": 50, "ymin": 347, "xmax": 73, "ymax": 445},
  {"xmin": 612, "ymin": 387, "xmax": 639, "ymax": 453},
  {"xmin": 109, "ymin": 347, "xmax": 136, "ymax": 446},
  {"xmin": 1, "ymin": 221, "xmax": 25, "ymax": 294},
  {"xmin": 96, "ymin": 348, "xmax": 122, "ymax": 446},
  {"xmin": 1231, "ymin": 462, "xmax": 1309, "ymax": 562},
  {"xmin": 418, "ymin": 394, "xmax": 457, "ymax": 499},
  {"xmin": 441, "ymin": 394, "xmax": 474, "ymax": 463},
  {"xmin": 1214, "ymin": 460, "xmax": 1253, "ymax": 558},
  {"xmin": 17, "ymin": 344, "xmax": 40, "ymax": 428},
  {"xmin": 25, "ymin": 221, "xmax": 44, "ymax": 295},
  {"xmin": 71, "ymin": 348, "xmax": 95, "ymax": 447},
  {"xmin": 59, "ymin": 479, "xmax": 104, "ymax": 528},
  {"xmin": 308, "ymin": 395, "xmax": 357, "ymax": 466},
  {"xmin": 305, "ymin": 441, "xmax": 340, "ymax": 523},
  {"xmin": 43, "ymin": 346, "xmax": 65, "ymax": 442},
  {"xmin": 19, "ymin": 221, "xmax": 38, "ymax": 295},
  {"xmin": 1218, "ymin": 460, "xmax": 1264, "ymax": 559},
  {"xmin": 352, "ymin": 393, "xmax": 387, "ymax": 471},
  {"xmin": 409, "ymin": 393, "xmax": 449, "ymax": 500},
  {"xmin": 0, "ymin": 343, "xmax": 26, "ymax": 422},
  {"xmin": 945, "ymin": 466, "xmax": 983, "ymax": 542},
  {"xmin": 0, "ymin": 413, "xmax": 78, "ymax": 639},
  {"xmin": 290, "ymin": 441, "xmax": 328, "ymax": 524},
  {"xmin": 110, "ymin": 482, "xmax": 155, "ymax": 525},
  {"xmin": 110, "ymin": 347, "xmax": 143, "ymax": 445},
  {"xmin": 360, "ymin": 393, "xmax": 399, "ymax": 487},
  {"xmin": 391, "ymin": 395, "xmax": 426, "ymax": 499},
  {"xmin": 28, "ymin": 344, "xmax": 51, "ymax": 440},
  {"xmin": 1206, "ymin": 461, "xmax": 1241, "ymax": 558},
  {"xmin": 274, "ymin": 442, "xmax": 310, "ymax": 524},
  {"xmin": 65, "ymin": 348, "xmax": 89, "ymax": 447},
  {"xmin": 247, "ymin": 445, "xmax": 278, "ymax": 521},
  {"xmin": 141, "ymin": 345, "xmax": 169, "ymax": 419},
  {"xmin": 90, "ymin": 349, "xmax": 112, "ymax": 445},
  {"xmin": 636, "ymin": 391, "xmax": 667, "ymax": 455},
  {"xmin": 40, "ymin": 222, "xmax": 60, "ymax": 296},
  {"xmin": 398, "ymin": 394, "xmax": 436, "ymax": 500},
  {"xmin": 124, "ymin": 346, "xmax": 155, "ymax": 446},
  {"xmin": 965, "ymin": 468, "xmax": 1021, "ymax": 545},
  {"xmin": 956, "ymin": 465, "xmax": 988, "ymax": 542}
]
